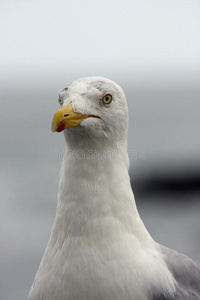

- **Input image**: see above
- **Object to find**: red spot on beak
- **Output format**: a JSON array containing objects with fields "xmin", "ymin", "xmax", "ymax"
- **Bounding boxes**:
[{"xmin": 57, "ymin": 121, "xmax": 65, "ymax": 132}]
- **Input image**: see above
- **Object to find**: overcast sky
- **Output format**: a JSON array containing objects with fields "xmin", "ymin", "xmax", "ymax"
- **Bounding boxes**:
[{"xmin": 1, "ymin": 0, "xmax": 200, "ymax": 72}]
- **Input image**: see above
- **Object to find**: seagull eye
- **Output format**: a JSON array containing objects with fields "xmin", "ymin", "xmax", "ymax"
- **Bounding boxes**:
[
  {"xmin": 102, "ymin": 94, "xmax": 112, "ymax": 105},
  {"xmin": 58, "ymin": 98, "xmax": 63, "ymax": 105}
]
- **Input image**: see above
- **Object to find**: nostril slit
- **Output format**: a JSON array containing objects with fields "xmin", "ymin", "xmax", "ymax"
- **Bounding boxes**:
[{"xmin": 64, "ymin": 114, "xmax": 69, "ymax": 117}]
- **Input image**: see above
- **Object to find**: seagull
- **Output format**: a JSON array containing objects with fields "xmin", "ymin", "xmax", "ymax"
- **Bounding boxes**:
[{"xmin": 29, "ymin": 77, "xmax": 200, "ymax": 300}]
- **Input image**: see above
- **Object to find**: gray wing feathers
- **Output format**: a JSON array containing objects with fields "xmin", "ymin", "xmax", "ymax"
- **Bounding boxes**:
[{"xmin": 153, "ymin": 244, "xmax": 200, "ymax": 300}]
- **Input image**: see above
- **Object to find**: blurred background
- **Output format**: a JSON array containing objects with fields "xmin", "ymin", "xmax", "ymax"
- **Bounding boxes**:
[{"xmin": 0, "ymin": 1, "xmax": 200, "ymax": 299}]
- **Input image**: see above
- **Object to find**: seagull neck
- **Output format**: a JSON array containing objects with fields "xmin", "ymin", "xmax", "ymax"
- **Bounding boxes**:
[{"xmin": 57, "ymin": 143, "xmax": 152, "ymax": 243}]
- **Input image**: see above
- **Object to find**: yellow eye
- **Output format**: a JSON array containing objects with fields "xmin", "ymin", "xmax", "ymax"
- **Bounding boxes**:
[{"xmin": 102, "ymin": 94, "xmax": 112, "ymax": 105}]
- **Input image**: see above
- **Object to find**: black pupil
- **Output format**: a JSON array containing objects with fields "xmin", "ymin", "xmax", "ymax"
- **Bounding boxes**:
[{"xmin": 105, "ymin": 96, "xmax": 109, "ymax": 101}]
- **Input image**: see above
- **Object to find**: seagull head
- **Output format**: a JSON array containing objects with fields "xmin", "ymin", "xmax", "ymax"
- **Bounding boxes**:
[{"xmin": 51, "ymin": 77, "xmax": 128, "ymax": 147}]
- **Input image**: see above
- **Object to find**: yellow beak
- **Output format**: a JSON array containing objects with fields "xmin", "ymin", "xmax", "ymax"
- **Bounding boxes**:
[{"xmin": 51, "ymin": 103, "xmax": 89, "ymax": 132}]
